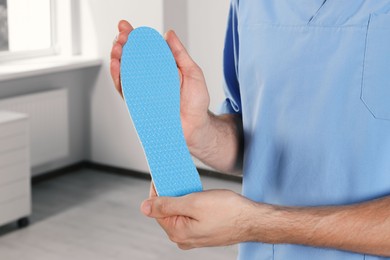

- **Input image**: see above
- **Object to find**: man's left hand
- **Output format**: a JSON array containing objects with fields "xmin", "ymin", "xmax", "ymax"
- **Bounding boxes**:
[{"xmin": 140, "ymin": 184, "xmax": 271, "ymax": 249}]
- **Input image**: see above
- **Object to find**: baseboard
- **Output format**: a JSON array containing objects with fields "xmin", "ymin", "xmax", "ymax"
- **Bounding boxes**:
[
  {"xmin": 197, "ymin": 168, "xmax": 242, "ymax": 183},
  {"xmin": 32, "ymin": 161, "xmax": 88, "ymax": 184},
  {"xmin": 32, "ymin": 161, "xmax": 242, "ymax": 185},
  {"xmin": 84, "ymin": 162, "xmax": 151, "ymax": 180}
]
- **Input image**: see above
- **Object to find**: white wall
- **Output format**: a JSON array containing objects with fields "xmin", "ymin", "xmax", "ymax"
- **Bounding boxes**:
[
  {"xmin": 163, "ymin": 0, "xmax": 188, "ymax": 46},
  {"xmin": 87, "ymin": 0, "xmax": 230, "ymax": 172},
  {"xmin": 187, "ymin": 0, "xmax": 230, "ymax": 113}
]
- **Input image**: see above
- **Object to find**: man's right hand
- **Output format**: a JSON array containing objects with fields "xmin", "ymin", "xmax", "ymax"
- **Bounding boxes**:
[
  {"xmin": 111, "ymin": 20, "xmax": 242, "ymax": 173},
  {"xmin": 110, "ymin": 20, "xmax": 211, "ymax": 150}
]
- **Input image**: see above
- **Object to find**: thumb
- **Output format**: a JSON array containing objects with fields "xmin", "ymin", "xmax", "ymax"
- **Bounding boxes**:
[
  {"xmin": 165, "ymin": 30, "xmax": 198, "ymax": 74},
  {"xmin": 141, "ymin": 197, "xmax": 190, "ymax": 218}
]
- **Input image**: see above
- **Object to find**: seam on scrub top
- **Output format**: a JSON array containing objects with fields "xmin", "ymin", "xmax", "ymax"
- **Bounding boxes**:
[
  {"xmin": 360, "ymin": 15, "xmax": 390, "ymax": 121},
  {"xmin": 308, "ymin": 0, "xmax": 328, "ymax": 25},
  {"xmin": 239, "ymin": 22, "xmax": 366, "ymax": 30},
  {"xmin": 360, "ymin": 14, "xmax": 373, "ymax": 119},
  {"xmin": 359, "ymin": 14, "xmax": 390, "ymax": 121},
  {"xmin": 272, "ymin": 244, "xmax": 275, "ymax": 259}
]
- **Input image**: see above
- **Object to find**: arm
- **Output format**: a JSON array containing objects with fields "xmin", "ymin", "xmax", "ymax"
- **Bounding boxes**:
[
  {"xmin": 111, "ymin": 20, "xmax": 243, "ymax": 174},
  {"xmin": 263, "ymin": 195, "xmax": 390, "ymax": 256},
  {"xmin": 188, "ymin": 112, "xmax": 243, "ymax": 174},
  {"xmin": 142, "ymin": 189, "xmax": 390, "ymax": 256}
]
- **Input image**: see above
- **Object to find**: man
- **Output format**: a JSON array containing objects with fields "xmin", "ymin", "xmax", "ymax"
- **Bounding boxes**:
[{"xmin": 111, "ymin": 1, "xmax": 390, "ymax": 259}]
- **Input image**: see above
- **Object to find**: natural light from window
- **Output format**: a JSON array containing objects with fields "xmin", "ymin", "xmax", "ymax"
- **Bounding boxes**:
[{"xmin": 0, "ymin": 0, "xmax": 53, "ymax": 56}]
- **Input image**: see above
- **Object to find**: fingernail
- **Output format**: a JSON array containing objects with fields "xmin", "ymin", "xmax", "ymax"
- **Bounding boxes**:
[
  {"xmin": 141, "ymin": 200, "xmax": 152, "ymax": 216},
  {"xmin": 113, "ymin": 34, "xmax": 118, "ymax": 45}
]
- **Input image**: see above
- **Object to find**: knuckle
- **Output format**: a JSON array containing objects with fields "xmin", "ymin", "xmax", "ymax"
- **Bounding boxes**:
[
  {"xmin": 158, "ymin": 200, "xmax": 169, "ymax": 215},
  {"xmin": 188, "ymin": 65, "xmax": 205, "ymax": 81},
  {"xmin": 188, "ymin": 64, "xmax": 201, "ymax": 75},
  {"xmin": 169, "ymin": 232, "xmax": 185, "ymax": 244},
  {"xmin": 169, "ymin": 234, "xmax": 179, "ymax": 243},
  {"xmin": 177, "ymin": 243, "xmax": 192, "ymax": 250},
  {"xmin": 173, "ymin": 47, "xmax": 186, "ymax": 59}
]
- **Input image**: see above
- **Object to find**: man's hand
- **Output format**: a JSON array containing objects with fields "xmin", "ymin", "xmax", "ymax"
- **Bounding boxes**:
[
  {"xmin": 110, "ymin": 20, "xmax": 211, "ymax": 150},
  {"xmin": 110, "ymin": 20, "xmax": 243, "ymax": 173},
  {"xmin": 140, "ymin": 184, "xmax": 268, "ymax": 249}
]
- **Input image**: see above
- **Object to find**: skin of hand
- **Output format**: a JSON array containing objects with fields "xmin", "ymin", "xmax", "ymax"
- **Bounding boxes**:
[{"xmin": 140, "ymin": 183, "xmax": 272, "ymax": 250}]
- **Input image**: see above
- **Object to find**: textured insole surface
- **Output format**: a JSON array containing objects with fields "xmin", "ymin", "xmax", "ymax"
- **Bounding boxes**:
[{"xmin": 120, "ymin": 27, "xmax": 203, "ymax": 197}]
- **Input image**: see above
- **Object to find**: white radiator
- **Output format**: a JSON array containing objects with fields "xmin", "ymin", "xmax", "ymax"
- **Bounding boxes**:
[{"xmin": 0, "ymin": 89, "xmax": 69, "ymax": 167}]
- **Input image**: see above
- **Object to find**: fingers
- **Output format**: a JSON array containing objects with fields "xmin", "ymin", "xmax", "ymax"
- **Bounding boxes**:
[
  {"xmin": 116, "ymin": 20, "xmax": 133, "ymax": 45},
  {"xmin": 149, "ymin": 182, "xmax": 157, "ymax": 198},
  {"xmin": 111, "ymin": 21, "xmax": 132, "ymax": 59},
  {"xmin": 118, "ymin": 20, "xmax": 133, "ymax": 34},
  {"xmin": 140, "ymin": 196, "xmax": 193, "ymax": 218},
  {"xmin": 165, "ymin": 30, "xmax": 198, "ymax": 74},
  {"xmin": 110, "ymin": 42, "xmax": 122, "ymax": 95},
  {"xmin": 110, "ymin": 59, "xmax": 122, "ymax": 95},
  {"xmin": 111, "ymin": 42, "xmax": 122, "ymax": 60},
  {"xmin": 110, "ymin": 20, "xmax": 133, "ymax": 96},
  {"xmin": 111, "ymin": 20, "xmax": 133, "ymax": 60}
]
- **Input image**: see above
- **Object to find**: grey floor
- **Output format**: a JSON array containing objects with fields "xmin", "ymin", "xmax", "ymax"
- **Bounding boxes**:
[{"xmin": 0, "ymin": 169, "xmax": 241, "ymax": 260}]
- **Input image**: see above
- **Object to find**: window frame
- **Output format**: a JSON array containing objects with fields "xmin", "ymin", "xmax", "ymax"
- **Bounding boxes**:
[{"xmin": 0, "ymin": 0, "xmax": 58, "ymax": 63}]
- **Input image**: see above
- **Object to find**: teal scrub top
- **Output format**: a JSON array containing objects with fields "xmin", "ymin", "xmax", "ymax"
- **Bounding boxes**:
[{"xmin": 221, "ymin": 1, "xmax": 390, "ymax": 259}]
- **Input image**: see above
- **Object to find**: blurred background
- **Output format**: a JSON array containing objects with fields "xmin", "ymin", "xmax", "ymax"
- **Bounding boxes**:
[
  {"xmin": 0, "ymin": 0, "xmax": 8, "ymax": 51},
  {"xmin": 0, "ymin": 0, "xmax": 241, "ymax": 259}
]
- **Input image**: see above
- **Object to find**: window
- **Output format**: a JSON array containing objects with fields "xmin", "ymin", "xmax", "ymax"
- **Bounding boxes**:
[
  {"xmin": 0, "ymin": 0, "xmax": 56, "ymax": 61},
  {"xmin": 0, "ymin": 0, "xmax": 8, "ymax": 51}
]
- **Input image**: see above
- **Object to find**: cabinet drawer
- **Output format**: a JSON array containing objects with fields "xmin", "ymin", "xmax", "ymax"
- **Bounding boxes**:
[
  {"xmin": 0, "ymin": 179, "xmax": 29, "ymax": 204},
  {"xmin": 0, "ymin": 149, "xmax": 28, "ymax": 168},
  {"xmin": 0, "ymin": 162, "xmax": 29, "ymax": 186},
  {"xmin": 0, "ymin": 196, "xmax": 30, "ymax": 227},
  {"xmin": 0, "ymin": 134, "xmax": 27, "ymax": 153},
  {"xmin": 0, "ymin": 121, "xmax": 27, "ymax": 139}
]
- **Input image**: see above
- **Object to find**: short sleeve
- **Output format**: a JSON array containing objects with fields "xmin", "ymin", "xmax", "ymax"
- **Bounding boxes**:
[{"xmin": 220, "ymin": 0, "xmax": 242, "ymax": 115}]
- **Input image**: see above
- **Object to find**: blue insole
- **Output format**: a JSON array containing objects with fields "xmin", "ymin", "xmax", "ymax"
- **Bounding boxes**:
[{"xmin": 120, "ymin": 27, "xmax": 203, "ymax": 197}]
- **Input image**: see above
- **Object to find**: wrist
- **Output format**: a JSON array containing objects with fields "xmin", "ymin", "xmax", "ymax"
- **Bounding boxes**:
[
  {"xmin": 246, "ymin": 203, "xmax": 302, "ymax": 244},
  {"xmin": 186, "ymin": 112, "xmax": 243, "ymax": 173},
  {"xmin": 248, "ymin": 203, "xmax": 334, "ymax": 245},
  {"xmin": 186, "ymin": 111, "xmax": 215, "ymax": 155}
]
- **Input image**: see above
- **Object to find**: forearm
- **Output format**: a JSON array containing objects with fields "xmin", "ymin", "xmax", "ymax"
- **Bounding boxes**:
[
  {"xmin": 188, "ymin": 111, "xmax": 243, "ymax": 174},
  {"xmin": 250, "ymin": 196, "xmax": 390, "ymax": 256}
]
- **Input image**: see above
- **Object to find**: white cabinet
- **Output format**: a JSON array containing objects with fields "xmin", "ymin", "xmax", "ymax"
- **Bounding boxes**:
[{"xmin": 0, "ymin": 111, "xmax": 30, "ymax": 228}]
